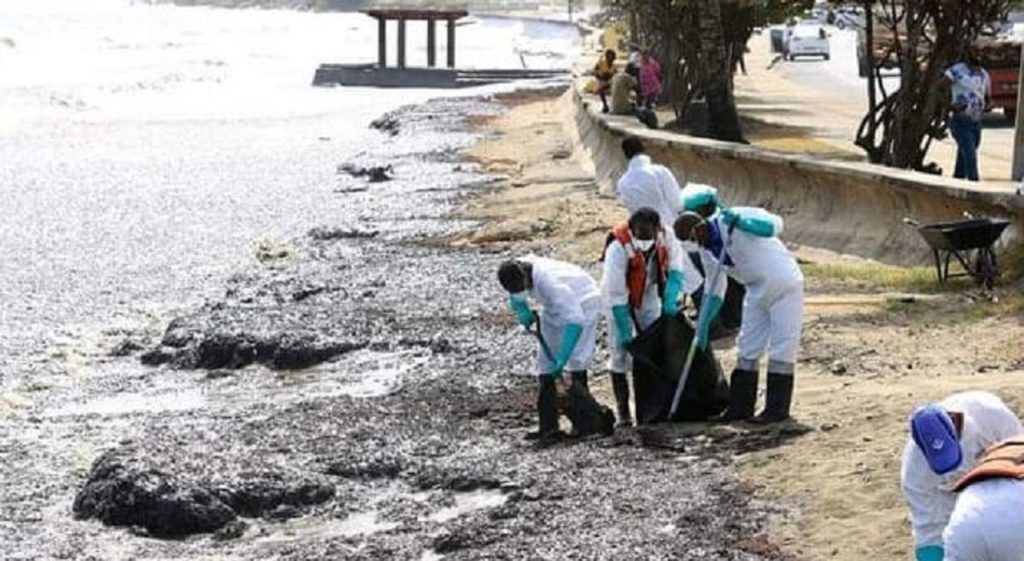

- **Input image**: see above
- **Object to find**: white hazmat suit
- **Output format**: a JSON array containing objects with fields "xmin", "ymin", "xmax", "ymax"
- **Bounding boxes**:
[
  {"xmin": 901, "ymin": 391, "xmax": 1023, "ymax": 553},
  {"xmin": 697, "ymin": 208, "xmax": 803, "ymax": 371},
  {"xmin": 616, "ymin": 154, "xmax": 684, "ymax": 230},
  {"xmin": 521, "ymin": 256, "xmax": 601, "ymax": 375},
  {"xmin": 944, "ymin": 476, "xmax": 1024, "ymax": 561},
  {"xmin": 601, "ymin": 224, "xmax": 693, "ymax": 371}
]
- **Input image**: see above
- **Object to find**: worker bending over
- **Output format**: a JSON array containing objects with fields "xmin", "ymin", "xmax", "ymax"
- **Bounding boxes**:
[
  {"xmin": 602, "ymin": 207, "xmax": 688, "ymax": 427},
  {"xmin": 673, "ymin": 207, "xmax": 803, "ymax": 424},
  {"xmin": 901, "ymin": 391, "xmax": 1022, "ymax": 561},
  {"xmin": 944, "ymin": 434, "xmax": 1024, "ymax": 561},
  {"xmin": 497, "ymin": 256, "xmax": 602, "ymax": 444}
]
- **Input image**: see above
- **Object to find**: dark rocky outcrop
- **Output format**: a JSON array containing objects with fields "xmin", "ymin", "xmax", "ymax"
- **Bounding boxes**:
[
  {"xmin": 74, "ymin": 449, "xmax": 337, "ymax": 538},
  {"xmin": 73, "ymin": 450, "xmax": 237, "ymax": 538},
  {"xmin": 141, "ymin": 329, "xmax": 368, "ymax": 371},
  {"xmin": 338, "ymin": 163, "xmax": 393, "ymax": 183},
  {"xmin": 369, "ymin": 113, "xmax": 400, "ymax": 136},
  {"xmin": 210, "ymin": 471, "xmax": 335, "ymax": 519}
]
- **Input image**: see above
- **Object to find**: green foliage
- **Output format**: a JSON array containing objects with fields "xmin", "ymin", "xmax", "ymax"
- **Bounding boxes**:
[{"xmin": 747, "ymin": 0, "xmax": 815, "ymax": 26}]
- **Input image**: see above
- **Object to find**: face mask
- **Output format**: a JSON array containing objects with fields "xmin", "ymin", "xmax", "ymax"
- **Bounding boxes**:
[
  {"xmin": 634, "ymin": 239, "xmax": 655, "ymax": 253},
  {"xmin": 510, "ymin": 290, "xmax": 529, "ymax": 303},
  {"xmin": 680, "ymin": 240, "xmax": 700, "ymax": 253}
]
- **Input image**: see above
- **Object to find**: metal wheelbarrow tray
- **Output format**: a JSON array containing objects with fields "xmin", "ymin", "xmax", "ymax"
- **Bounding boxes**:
[{"xmin": 913, "ymin": 218, "xmax": 1010, "ymax": 289}]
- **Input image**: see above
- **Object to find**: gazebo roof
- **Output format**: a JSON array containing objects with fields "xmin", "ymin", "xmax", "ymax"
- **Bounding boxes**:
[{"xmin": 362, "ymin": 8, "xmax": 469, "ymax": 21}]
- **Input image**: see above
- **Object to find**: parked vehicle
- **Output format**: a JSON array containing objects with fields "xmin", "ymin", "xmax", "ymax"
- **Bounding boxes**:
[
  {"xmin": 786, "ymin": 25, "xmax": 830, "ymax": 61},
  {"xmin": 834, "ymin": 6, "xmax": 865, "ymax": 30},
  {"xmin": 858, "ymin": 18, "xmax": 1021, "ymax": 122}
]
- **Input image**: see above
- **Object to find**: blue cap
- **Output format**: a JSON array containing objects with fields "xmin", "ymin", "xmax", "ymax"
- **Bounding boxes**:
[{"xmin": 910, "ymin": 405, "xmax": 962, "ymax": 475}]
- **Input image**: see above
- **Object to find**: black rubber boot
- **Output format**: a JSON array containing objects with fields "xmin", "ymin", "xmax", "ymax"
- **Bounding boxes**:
[
  {"xmin": 751, "ymin": 373, "xmax": 794, "ymax": 424},
  {"xmin": 611, "ymin": 372, "xmax": 632, "ymax": 427},
  {"xmin": 525, "ymin": 376, "xmax": 563, "ymax": 444},
  {"xmin": 718, "ymin": 369, "xmax": 759, "ymax": 422}
]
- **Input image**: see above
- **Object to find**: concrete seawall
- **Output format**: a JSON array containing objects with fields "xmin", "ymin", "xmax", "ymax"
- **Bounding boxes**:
[{"xmin": 572, "ymin": 89, "xmax": 1024, "ymax": 266}]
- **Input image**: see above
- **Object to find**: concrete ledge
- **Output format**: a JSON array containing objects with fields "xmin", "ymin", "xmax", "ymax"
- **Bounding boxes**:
[{"xmin": 571, "ymin": 87, "xmax": 1024, "ymax": 266}]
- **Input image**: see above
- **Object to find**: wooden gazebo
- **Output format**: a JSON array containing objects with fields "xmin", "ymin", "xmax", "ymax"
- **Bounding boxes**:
[
  {"xmin": 312, "ymin": 7, "xmax": 568, "ymax": 89},
  {"xmin": 363, "ymin": 8, "xmax": 469, "ymax": 70}
]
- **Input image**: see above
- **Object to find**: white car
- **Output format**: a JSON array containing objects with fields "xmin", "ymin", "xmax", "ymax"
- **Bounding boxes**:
[{"xmin": 786, "ymin": 25, "xmax": 831, "ymax": 60}]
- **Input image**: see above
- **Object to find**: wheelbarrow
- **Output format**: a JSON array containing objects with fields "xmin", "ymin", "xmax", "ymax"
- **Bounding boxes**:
[{"xmin": 904, "ymin": 216, "xmax": 1010, "ymax": 289}]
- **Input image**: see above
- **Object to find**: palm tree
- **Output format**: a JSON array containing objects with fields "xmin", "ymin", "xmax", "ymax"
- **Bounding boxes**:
[{"xmin": 696, "ymin": 0, "xmax": 745, "ymax": 142}]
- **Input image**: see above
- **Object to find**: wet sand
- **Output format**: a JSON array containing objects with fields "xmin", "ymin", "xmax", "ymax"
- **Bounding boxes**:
[{"xmin": 460, "ymin": 87, "xmax": 1024, "ymax": 561}]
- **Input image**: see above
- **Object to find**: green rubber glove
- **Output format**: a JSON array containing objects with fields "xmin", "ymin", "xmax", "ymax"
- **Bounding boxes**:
[
  {"xmin": 508, "ymin": 294, "xmax": 535, "ymax": 328},
  {"xmin": 612, "ymin": 305, "xmax": 634, "ymax": 347},
  {"xmin": 695, "ymin": 295, "xmax": 723, "ymax": 349},
  {"xmin": 552, "ymin": 323, "xmax": 583, "ymax": 374},
  {"xmin": 915, "ymin": 546, "xmax": 943, "ymax": 561},
  {"xmin": 662, "ymin": 270, "xmax": 684, "ymax": 316}
]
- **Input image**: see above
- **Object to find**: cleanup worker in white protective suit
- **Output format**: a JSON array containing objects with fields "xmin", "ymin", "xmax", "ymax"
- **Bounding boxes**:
[
  {"xmin": 497, "ymin": 256, "xmax": 602, "ymax": 444},
  {"xmin": 900, "ymin": 391, "xmax": 1022, "ymax": 561},
  {"xmin": 616, "ymin": 135, "xmax": 683, "ymax": 229},
  {"xmin": 602, "ymin": 207, "xmax": 688, "ymax": 427},
  {"xmin": 679, "ymin": 183, "xmax": 721, "ymax": 219},
  {"xmin": 673, "ymin": 207, "xmax": 804, "ymax": 424},
  {"xmin": 944, "ymin": 434, "xmax": 1024, "ymax": 561}
]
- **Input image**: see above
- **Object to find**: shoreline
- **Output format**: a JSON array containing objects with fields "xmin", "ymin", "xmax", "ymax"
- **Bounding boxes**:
[{"xmin": 1, "ymin": 89, "xmax": 781, "ymax": 560}]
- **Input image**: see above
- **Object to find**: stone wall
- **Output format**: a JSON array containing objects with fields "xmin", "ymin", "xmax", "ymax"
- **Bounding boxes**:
[{"xmin": 572, "ymin": 89, "xmax": 1024, "ymax": 266}]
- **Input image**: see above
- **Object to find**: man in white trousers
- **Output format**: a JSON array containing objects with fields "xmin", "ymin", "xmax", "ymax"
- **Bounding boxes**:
[
  {"xmin": 673, "ymin": 207, "xmax": 804, "ymax": 424},
  {"xmin": 900, "ymin": 392, "xmax": 1022, "ymax": 561},
  {"xmin": 497, "ymin": 256, "xmax": 602, "ymax": 444}
]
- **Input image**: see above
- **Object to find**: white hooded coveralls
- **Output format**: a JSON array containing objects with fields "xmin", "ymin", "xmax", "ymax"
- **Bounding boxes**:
[
  {"xmin": 944, "ymin": 477, "xmax": 1024, "ymax": 561},
  {"xmin": 901, "ymin": 391, "xmax": 1023, "ymax": 552},
  {"xmin": 521, "ymin": 256, "xmax": 602, "ymax": 375},
  {"xmin": 616, "ymin": 154, "xmax": 684, "ymax": 231},
  {"xmin": 601, "ymin": 225, "xmax": 696, "ymax": 372},
  {"xmin": 697, "ymin": 208, "xmax": 803, "ymax": 370}
]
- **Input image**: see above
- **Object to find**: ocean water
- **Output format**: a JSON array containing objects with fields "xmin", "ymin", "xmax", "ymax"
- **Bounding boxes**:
[{"xmin": 0, "ymin": 0, "xmax": 579, "ymax": 392}]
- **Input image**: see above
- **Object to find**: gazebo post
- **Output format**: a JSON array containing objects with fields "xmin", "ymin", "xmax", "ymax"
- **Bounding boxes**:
[
  {"xmin": 446, "ymin": 18, "xmax": 456, "ymax": 68},
  {"xmin": 397, "ymin": 18, "xmax": 407, "ymax": 68},
  {"xmin": 377, "ymin": 17, "xmax": 387, "ymax": 68},
  {"xmin": 427, "ymin": 19, "xmax": 437, "ymax": 68}
]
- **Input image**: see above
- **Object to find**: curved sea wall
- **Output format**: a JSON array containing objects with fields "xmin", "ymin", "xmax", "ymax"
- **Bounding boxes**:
[{"xmin": 571, "ymin": 89, "xmax": 1024, "ymax": 266}]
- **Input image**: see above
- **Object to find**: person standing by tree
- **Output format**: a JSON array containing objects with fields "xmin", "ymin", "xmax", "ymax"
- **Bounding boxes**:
[
  {"xmin": 944, "ymin": 50, "xmax": 991, "ymax": 182},
  {"xmin": 638, "ymin": 50, "xmax": 663, "ymax": 109}
]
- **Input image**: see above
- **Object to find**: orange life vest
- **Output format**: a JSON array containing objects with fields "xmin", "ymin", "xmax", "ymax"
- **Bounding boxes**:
[
  {"xmin": 610, "ymin": 223, "xmax": 669, "ymax": 310},
  {"xmin": 953, "ymin": 438, "xmax": 1024, "ymax": 492}
]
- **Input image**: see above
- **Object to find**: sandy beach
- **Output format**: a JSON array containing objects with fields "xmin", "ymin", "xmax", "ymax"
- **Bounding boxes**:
[{"xmin": 459, "ymin": 86, "xmax": 1024, "ymax": 561}]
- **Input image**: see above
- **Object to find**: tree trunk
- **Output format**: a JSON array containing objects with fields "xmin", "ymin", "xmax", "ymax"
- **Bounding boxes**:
[{"xmin": 697, "ymin": 0, "xmax": 744, "ymax": 142}]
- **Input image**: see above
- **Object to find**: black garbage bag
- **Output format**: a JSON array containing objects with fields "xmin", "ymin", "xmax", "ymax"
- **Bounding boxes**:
[
  {"xmin": 626, "ymin": 313, "xmax": 729, "ymax": 424},
  {"xmin": 558, "ymin": 386, "xmax": 615, "ymax": 437}
]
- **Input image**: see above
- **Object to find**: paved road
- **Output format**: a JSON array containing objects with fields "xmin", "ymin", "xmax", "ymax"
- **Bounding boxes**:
[{"xmin": 739, "ymin": 27, "xmax": 1018, "ymax": 188}]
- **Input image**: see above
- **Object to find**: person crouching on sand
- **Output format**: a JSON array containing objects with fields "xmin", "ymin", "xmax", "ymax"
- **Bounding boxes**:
[{"xmin": 497, "ymin": 256, "xmax": 601, "ymax": 445}]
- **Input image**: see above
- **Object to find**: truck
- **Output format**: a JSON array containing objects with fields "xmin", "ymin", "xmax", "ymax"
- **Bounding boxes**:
[{"xmin": 858, "ymin": 24, "xmax": 1022, "ymax": 122}]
